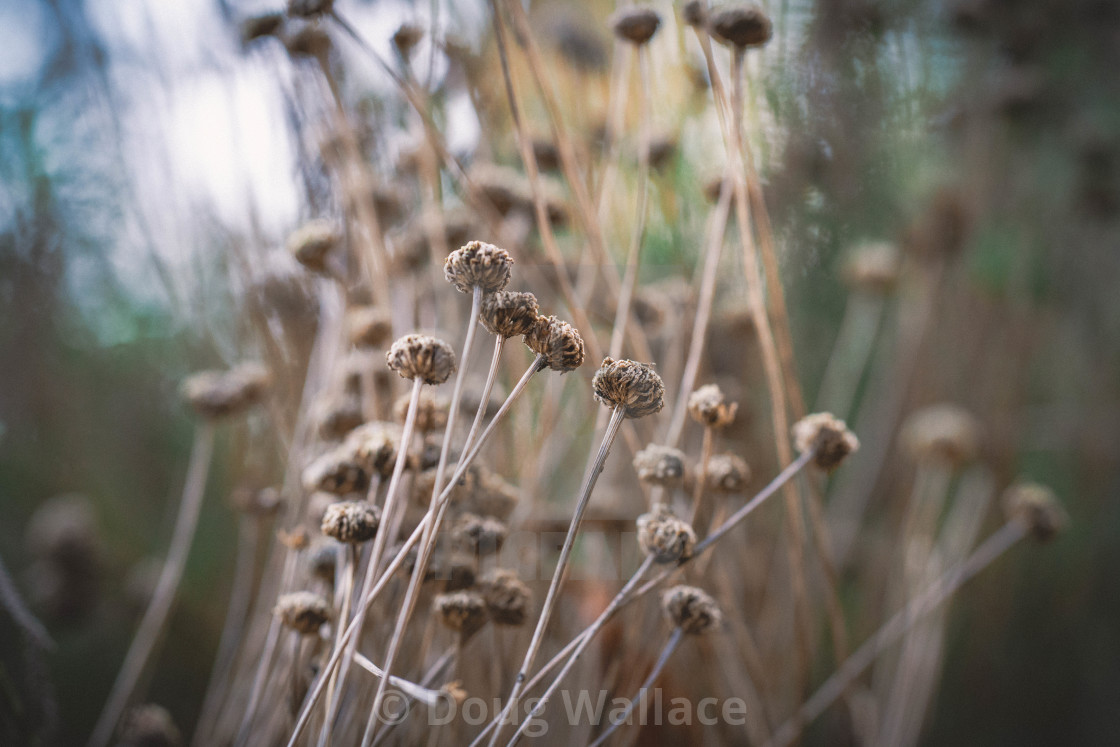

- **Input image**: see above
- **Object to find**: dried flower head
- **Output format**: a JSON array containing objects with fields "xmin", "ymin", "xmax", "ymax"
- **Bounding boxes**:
[
  {"xmin": 302, "ymin": 447, "xmax": 369, "ymax": 495},
  {"xmin": 452, "ymin": 513, "xmax": 508, "ymax": 556},
  {"xmin": 793, "ymin": 413, "xmax": 860, "ymax": 471},
  {"xmin": 683, "ymin": 0, "xmax": 707, "ymax": 27},
  {"xmin": 661, "ymin": 585, "xmax": 722, "ymax": 634},
  {"xmin": 479, "ymin": 569, "xmax": 531, "ymax": 626},
  {"xmin": 688, "ymin": 384, "xmax": 738, "ymax": 428},
  {"xmin": 901, "ymin": 404, "xmax": 981, "ymax": 466},
  {"xmin": 532, "ymin": 138, "xmax": 560, "ymax": 171},
  {"xmin": 633, "ymin": 444, "xmax": 688, "ymax": 488},
  {"xmin": 321, "ymin": 501, "xmax": 381, "ymax": 544},
  {"xmin": 287, "ymin": 219, "xmax": 338, "ymax": 273},
  {"xmin": 284, "ymin": 24, "xmax": 331, "ymax": 59},
  {"xmin": 524, "ymin": 315, "xmax": 586, "ymax": 372},
  {"xmin": 433, "ymin": 590, "xmax": 489, "ymax": 637},
  {"xmin": 592, "ymin": 357, "xmax": 665, "ymax": 418},
  {"xmin": 181, "ymin": 363, "xmax": 271, "ymax": 419},
  {"xmin": 444, "ymin": 240, "xmax": 513, "ymax": 293},
  {"xmin": 274, "ymin": 591, "xmax": 331, "ymax": 635},
  {"xmin": 344, "ymin": 421, "xmax": 402, "ymax": 478},
  {"xmin": 394, "ymin": 390, "xmax": 449, "ymax": 433},
  {"xmin": 1003, "ymin": 482, "xmax": 1067, "ymax": 542},
  {"xmin": 119, "ymin": 704, "xmax": 182, "ymax": 747},
  {"xmin": 638, "ymin": 508, "xmax": 697, "ymax": 564},
  {"xmin": 469, "ymin": 164, "xmax": 532, "ymax": 216},
  {"xmin": 387, "ymin": 333, "xmax": 457, "ymax": 385},
  {"xmin": 428, "ymin": 552, "xmax": 478, "ymax": 591},
  {"xmin": 315, "ymin": 395, "xmax": 364, "ymax": 440},
  {"xmin": 348, "ymin": 306, "xmax": 393, "ymax": 348},
  {"xmin": 305, "ymin": 538, "xmax": 339, "ymax": 584},
  {"xmin": 392, "ymin": 22, "xmax": 423, "ymax": 57},
  {"xmin": 241, "ymin": 13, "xmax": 284, "ymax": 44},
  {"xmin": 707, "ymin": 4, "xmax": 773, "ymax": 49},
  {"xmin": 646, "ymin": 134, "xmax": 678, "ymax": 171},
  {"xmin": 287, "ymin": 0, "xmax": 333, "ymax": 19},
  {"xmin": 229, "ymin": 486, "xmax": 283, "ymax": 518},
  {"xmin": 480, "ymin": 290, "xmax": 540, "ymax": 338},
  {"xmin": 705, "ymin": 453, "xmax": 751, "ymax": 493},
  {"xmin": 843, "ymin": 241, "xmax": 901, "ymax": 294},
  {"xmin": 609, "ymin": 6, "xmax": 662, "ymax": 45},
  {"xmin": 26, "ymin": 493, "xmax": 100, "ymax": 570}
]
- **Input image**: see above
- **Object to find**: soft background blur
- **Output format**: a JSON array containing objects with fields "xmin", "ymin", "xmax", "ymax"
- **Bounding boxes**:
[{"xmin": 1, "ymin": 0, "xmax": 1119, "ymax": 744}]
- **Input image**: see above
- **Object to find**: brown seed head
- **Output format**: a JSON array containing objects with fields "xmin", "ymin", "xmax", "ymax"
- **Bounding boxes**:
[
  {"xmin": 119, "ymin": 704, "xmax": 182, "ymax": 747},
  {"xmin": 26, "ymin": 494, "xmax": 100, "ymax": 570},
  {"xmin": 592, "ymin": 357, "xmax": 665, "ymax": 418},
  {"xmin": 302, "ymin": 447, "xmax": 369, "ymax": 495},
  {"xmin": 394, "ymin": 390, "xmax": 449, "ymax": 433},
  {"xmin": 305, "ymin": 538, "xmax": 339, "ymax": 584},
  {"xmin": 705, "ymin": 453, "xmax": 752, "ymax": 493},
  {"xmin": 444, "ymin": 240, "xmax": 514, "ymax": 294},
  {"xmin": 524, "ymin": 315, "xmax": 586, "ymax": 372},
  {"xmin": 181, "ymin": 362, "xmax": 271, "ymax": 419},
  {"xmin": 661, "ymin": 585, "xmax": 722, "ymax": 634},
  {"xmin": 901, "ymin": 404, "xmax": 981, "ymax": 467},
  {"xmin": 347, "ymin": 306, "xmax": 393, "ymax": 348},
  {"xmin": 452, "ymin": 513, "xmax": 508, "ymax": 556},
  {"xmin": 433, "ymin": 590, "xmax": 489, "ymax": 637},
  {"xmin": 638, "ymin": 507, "xmax": 697, "ymax": 564},
  {"xmin": 479, "ymin": 569, "xmax": 531, "ymax": 626},
  {"xmin": 321, "ymin": 501, "xmax": 381, "ymax": 543},
  {"xmin": 1003, "ymin": 482, "xmax": 1067, "ymax": 542},
  {"xmin": 386, "ymin": 333, "xmax": 457, "ymax": 384},
  {"xmin": 707, "ymin": 4, "xmax": 773, "ymax": 49},
  {"xmin": 609, "ymin": 6, "xmax": 662, "ymax": 45},
  {"xmin": 683, "ymin": 1, "xmax": 708, "ymax": 27},
  {"xmin": 287, "ymin": 219, "xmax": 338, "ymax": 273},
  {"xmin": 287, "ymin": 0, "xmax": 333, "ymax": 18},
  {"xmin": 315, "ymin": 395, "xmax": 364, "ymax": 440},
  {"xmin": 274, "ymin": 591, "xmax": 331, "ymax": 635},
  {"xmin": 793, "ymin": 412, "xmax": 860, "ymax": 471},
  {"xmin": 284, "ymin": 24, "xmax": 331, "ymax": 59},
  {"xmin": 392, "ymin": 22, "xmax": 424, "ymax": 57},
  {"xmin": 633, "ymin": 444, "xmax": 688, "ymax": 489},
  {"xmin": 469, "ymin": 164, "xmax": 532, "ymax": 216},
  {"xmin": 480, "ymin": 291, "xmax": 540, "ymax": 338},
  {"xmin": 344, "ymin": 421, "xmax": 402, "ymax": 479},
  {"xmin": 688, "ymin": 384, "xmax": 738, "ymax": 428},
  {"xmin": 241, "ymin": 13, "xmax": 284, "ymax": 44},
  {"xmin": 843, "ymin": 241, "xmax": 901, "ymax": 294},
  {"xmin": 278, "ymin": 527, "xmax": 311, "ymax": 551}
]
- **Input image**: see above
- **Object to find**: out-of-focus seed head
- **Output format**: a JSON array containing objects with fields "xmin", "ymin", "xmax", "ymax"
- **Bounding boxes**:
[
  {"xmin": 119, "ymin": 704, "xmax": 182, "ymax": 747},
  {"xmin": 469, "ymin": 164, "xmax": 532, "ymax": 216},
  {"xmin": 793, "ymin": 412, "xmax": 860, "ymax": 471},
  {"xmin": 1003, "ymin": 482, "xmax": 1067, "ymax": 542},
  {"xmin": 706, "ymin": 4, "xmax": 773, "ymax": 49},
  {"xmin": 683, "ymin": 1, "xmax": 707, "ymax": 27},
  {"xmin": 638, "ymin": 508, "xmax": 697, "ymax": 564},
  {"xmin": 229, "ymin": 486, "xmax": 284, "ymax": 518},
  {"xmin": 688, "ymin": 384, "xmax": 738, "ymax": 429},
  {"xmin": 444, "ymin": 240, "xmax": 513, "ymax": 294},
  {"xmin": 609, "ymin": 6, "xmax": 662, "ymax": 45},
  {"xmin": 592, "ymin": 357, "xmax": 665, "ymax": 418},
  {"xmin": 386, "ymin": 333, "xmax": 457, "ymax": 385},
  {"xmin": 305, "ymin": 538, "xmax": 340, "ymax": 584},
  {"xmin": 321, "ymin": 501, "xmax": 381, "ymax": 544},
  {"xmin": 661, "ymin": 585, "xmax": 722, "ymax": 634},
  {"xmin": 532, "ymin": 138, "xmax": 560, "ymax": 171},
  {"xmin": 315, "ymin": 395, "xmax": 364, "ymax": 441},
  {"xmin": 344, "ymin": 421, "xmax": 402, "ymax": 479},
  {"xmin": 392, "ymin": 389, "xmax": 449, "ymax": 434},
  {"xmin": 347, "ymin": 306, "xmax": 393, "ymax": 348},
  {"xmin": 284, "ymin": 23, "xmax": 331, "ymax": 59},
  {"xmin": 302, "ymin": 447, "xmax": 369, "ymax": 495},
  {"xmin": 451, "ymin": 513, "xmax": 508, "ymax": 557},
  {"xmin": 704, "ymin": 453, "xmax": 751, "ymax": 493},
  {"xmin": 392, "ymin": 22, "xmax": 424, "ymax": 57},
  {"xmin": 843, "ymin": 241, "xmax": 901, "ymax": 294},
  {"xmin": 26, "ymin": 493, "xmax": 100, "ymax": 570},
  {"xmin": 241, "ymin": 13, "xmax": 284, "ymax": 44},
  {"xmin": 287, "ymin": 0, "xmax": 333, "ymax": 19},
  {"xmin": 181, "ymin": 363, "xmax": 271, "ymax": 420},
  {"xmin": 524, "ymin": 315, "xmax": 586, "ymax": 373},
  {"xmin": 287, "ymin": 219, "xmax": 338, "ymax": 273},
  {"xmin": 274, "ymin": 591, "xmax": 331, "ymax": 635},
  {"xmin": 633, "ymin": 444, "xmax": 688, "ymax": 489},
  {"xmin": 433, "ymin": 590, "xmax": 489, "ymax": 637},
  {"xmin": 480, "ymin": 291, "xmax": 540, "ymax": 338},
  {"xmin": 646, "ymin": 133, "xmax": 678, "ymax": 171},
  {"xmin": 479, "ymin": 569, "xmax": 531, "ymax": 626},
  {"xmin": 900, "ymin": 404, "xmax": 981, "ymax": 467}
]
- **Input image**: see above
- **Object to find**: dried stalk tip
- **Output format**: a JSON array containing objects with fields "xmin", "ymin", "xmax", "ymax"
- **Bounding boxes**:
[
  {"xmin": 661, "ymin": 585, "xmax": 722, "ymax": 634},
  {"xmin": 274, "ymin": 591, "xmax": 331, "ymax": 635},
  {"xmin": 793, "ymin": 412, "xmax": 860, "ymax": 471},
  {"xmin": 843, "ymin": 241, "xmax": 901, "ymax": 294},
  {"xmin": 633, "ymin": 444, "xmax": 688, "ymax": 489},
  {"xmin": 705, "ymin": 453, "xmax": 752, "ymax": 493},
  {"xmin": 480, "ymin": 290, "xmax": 540, "ymax": 338},
  {"xmin": 119, "ymin": 704, "xmax": 182, "ymax": 747},
  {"xmin": 1003, "ymin": 483, "xmax": 1067, "ymax": 542},
  {"xmin": 444, "ymin": 240, "xmax": 513, "ymax": 294},
  {"xmin": 387, "ymin": 333, "xmax": 457, "ymax": 385},
  {"xmin": 706, "ymin": 4, "xmax": 773, "ymax": 49},
  {"xmin": 181, "ymin": 362, "xmax": 271, "ymax": 419},
  {"xmin": 524, "ymin": 315, "xmax": 586, "ymax": 373},
  {"xmin": 321, "ymin": 501, "xmax": 381, "ymax": 544},
  {"xmin": 688, "ymin": 384, "xmax": 738, "ymax": 428},
  {"xmin": 452, "ymin": 513, "xmax": 508, "ymax": 556},
  {"xmin": 682, "ymin": 1, "xmax": 707, "ymax": 27},
  {"xmin": 901, "ymin": 404, "xmax": 981, "ymax": 467},
  {"xmin": 592, "ymin": 357, "xmax": 665, "ymax": 419},
  {"xmin": 479, "ymin": 569, "xmax": 531, "ymax": 626},
  {"xmin": 609, "ymin": 6, "xmax": 662, "ymax": 45},
  {"xmin": 347, "ymin": 305, "xmax": 393, "ymax": 348},
  {"xmin": 433, "ymin": 590, "xmax": 489, "ymax": 637},
  {"xmin": 287, "ymin": 219, "xmax": 339, "ymax": 273},
  {"xmin": 394, "ymin": 390, "xmax": 449, "ymax": 433},
  {"xmin": 638, "ymin": 508, "xmax": 697, "ymax": 564}
]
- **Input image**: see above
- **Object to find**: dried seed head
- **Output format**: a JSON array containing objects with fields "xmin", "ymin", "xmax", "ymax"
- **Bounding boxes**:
[
  {"xmin": 638, "ymin": 507, "xmax": 697, "ymax": 564},
  {"xmin": 480, "ymin": 291, "xmax": 540, "ymax": 338},
  {"xmin": 428, "ymin": 552, "xmax": 478, "ymax": 591},
  {"xmin": 444, "ymin": 240, "xmax": 514, "ymax": 293},
  {"xmin": 241, "ymin": 13, "xmax": 284, "ymax": 44},
  {"xmin": 646, "ymin": 133, "xmax": 678, "ymax": 171},
  {"xmin": 479, "ymin": 569, "xmax": 531, "ymax": 626},
  {"xmin": 633, "ymin": 444, "xmax": 688, "ymax": 488},
  {"xmin": 707, "ymin": 4, "xmax": 773, "ymax": 49},
  {"xmin": 26, "ymin": 494, "xmax": 100, "ymax": 570},
  {"xmin": 287, "ymin": 0, "xmax": 333, "ymax": 19},
  {"xmin": 451, "ymin": 513, "xmax": 508, "ymax": 556},
  {"xmin": 181, "ymin": 363, "xmax": 271, "ymax": 419},
  {"xmin": 229, "ymin": 486, "xmax": 283, "ymax": 518},
  {"xmin": 463, "ymin": 471, "xmax": 521, "ymax": 520},
  {"xmin": 315, "ymin": 395, "xmax": 364, "ymax": 440},
  {"xmin": 284, "ymin": 23, "xmax": 331, "ymax": 58},
  {"xmin": 901, "ymin": 404, "xmax": 981, "ymax": 467},
  {"xmin": 1003, "ymin": 482, "xmax": 1067, "ymax": 542},
  {"xmin": 302, "ymin": 447, "xmax": 369, "ymax": 495},
  {"xmin": 688, "ymin": 384, "xmax": 738, "ymax": 429},
  {"xmin": 119, "ymin": 704, "xmax": 182, "ymax": 747},
  {"xmin": 387, "ymin": 333, "xmax": 457, "ymax": 385},
  {"xmin": 705, "ymin": 453, "xmax": 751, "ymax": 493},
  {"xmin": 661, "ymin": 585, "xmax": 722, "ymax": 634},
  {"xmin": 609, "ymin": 6, "xmax": 662, "ymax": 45},
  {"xmin": 305, "ymin": 538, "xmax": 340, "ymax": 584},
  {"xmin": 524, "ymin": 315, "xmax": 586, "ymax": 372},
  {"xmin": 274, "ymin": 591, "xmax": 331, "ymax": 635},
  {"xmin": 843, "ymin": 241, "xmax": 901, "ymax": 294},
  {"xmin": 532, "ymin": 139, "xmax": 560, "ymax": 171},
  {"xmin": 793, "ymin": 412, "xmax": 860, "ymax": 471},
  {"xmin": 682, "ymin": 1, "xmax": 708, "ymax": 27},
  {"xmin": 394, "ymin": 390, "xmax": 449, "ymax": 433},
  {"xmin": 287, "ymin": 219, "xmax": 338, "ymax": 273},
  {"xmin": 392, "ymin": 22, "xmax": 423, "ymax": 57},
  {"xmin": 592, "ymin": 357, "xmax": 665, "ymax": 418},
  {"xmin": 347, "ymin": 306, "xmax": 393, "ymax": 348},
  {"xmin": 344, "ymin": 421, "xmax": 402, "ymax": 478},
  {"xmin": 321, "ymin": 501, "xmax": 381, "ymax": 543},
  {"xmin": 433, "ymin": 590, "xmax": 489, "ymax": 637}
]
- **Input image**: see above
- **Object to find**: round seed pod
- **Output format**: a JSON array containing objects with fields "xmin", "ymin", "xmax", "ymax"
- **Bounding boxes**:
[
  {"xmin": 843, "ymin": 241, "xmax": 901, "ymax": 294},
  {"xmin": 633, "ymin": 444, "xmax": 688, "ymax": 489},
  {"xmin": 25, "ymin": 493, "xmax": 100, "ymax": 571},
  {"xmin": 302, "ymin": 447, "xmax": 369, "ymax": 495},
  {"xmin": 287, "ymin": 0, "xmax": 333, "ymax": 19},
  {"xmin": 428, "ymin": 551, "xmax": 478, "ymax": 591},
  {"xmin": 707, "ymin": 4, "xmax": 773, "ymax": 49},
  {"xmin": 393, "ymin": 390, "xmax": 449, "ymax": 434},
  {"xmin": 181, "ymin": 363, "xmax": 271, "ymax": 420},
  {"xmin": 480, "ymin": 291, "xmax": 540, "ymax": 338},
  {"xmin": 348, "ymin": 306, "xmax": 393, "ymax": 348},
  {"xmin": 433, "ymin": 590, "xmax": 489, "ymax": 637},
  {"xmin": 392, "ymin": 22, "xmax": 423, "ymax": 57},
  {"xmin": 479, "ymin": 569, "xmax": 531, "ymax": 626},
  {"xmin": 287, "ymin": 219, "xmax": 338, "ymax": 273},
  {"xmin": 387, "ymin": 334, "xmax": 457, "ymax": 385},
  {"xmin": 119, "ymin": 704, "xmax": 182, "ymax": 747},
  {"xmin": 592, "ymin": 357, "xmax": 665, "ymax": 418},
  {"xmin": 638, "ymin": 508, "xmax": 697, "ymax": 564},
  {"xmin": 792, "ymin": 412, "xmax": 860, "ymax": 471},
  {"xmin": 305, "ymin": 538, "xmax": 340, "ymax": 585},
  {"xmin": 688, "ymin": 384, "xmax": 738, "ymax": 429},
  {"xmin": 609, "ymin": 6, "xmax": 661, "ymax": 45},
  {"xmin": 444, "ymin": 240, "xmax": 513, "ymax": 294},
  {"xmin": 900, "ymin": 404, "xmax": 981, "ymax": 467},
  {"xmin": 704, "ymin": 453, "xmax": 751, "ymax": 493},
  {"xmin": 284, "ymin": 23, "xmax": 331, "ymax": 59},
  {"xmin": 682, "ymin": 1, "xmax": 707, "ymax": 27},
  {"xmin": 661, "ymin": 585, "xmax": 722, "ymax": 634},
  {"xmin": 524, "ymin": 315, "xmax": 586, "ymax": 373},
  {"xmin": 321, "ymin": 501, "xmax": 381, "ymax": 544},
  {"xmin": 344, "ymin": 421, "xmax": 402, "ymax": 479},
  {"xmin": 451, "ymin": 513, "xmax": 508, "ymax": 557},
  {"xmin": 274, "ymin": 591, "xmax": 331, "ymax": 635},
  {"xmin": 1003, "ymin": 483, "xmax": 1067, "ymax": 542},
  {"xmin": 315, "ymin": 395, "xmax": 364, "ymax": 440},
  {"xmin": 241, "ymin": 13, "xmax": 284, "ymax": 44}
]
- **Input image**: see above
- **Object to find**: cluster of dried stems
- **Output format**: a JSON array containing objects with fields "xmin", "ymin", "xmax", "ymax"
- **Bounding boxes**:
[{"xmin": 79, "ymin": 1, "xmax": 1066, "ymax": 746}]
